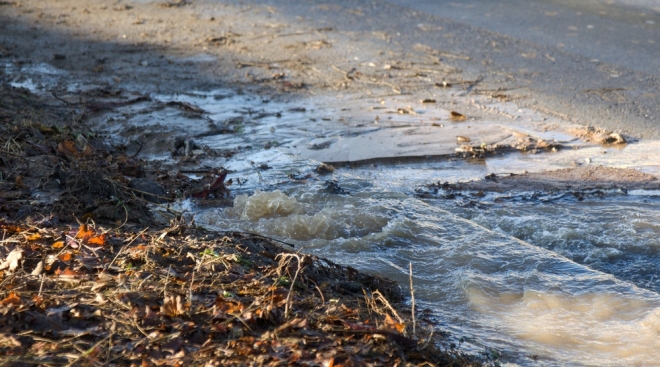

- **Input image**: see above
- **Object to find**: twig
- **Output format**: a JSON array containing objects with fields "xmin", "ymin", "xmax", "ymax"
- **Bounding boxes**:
[
  {"xmin": 163, "ymin": 264, "xmax": 172, "ymax": 296},
  {"xmin": 129, "ymin": 139, "xmax": 146, "ymax": 159},
  {"xmin": 372, "ymin": 290, "xmax": 404, "ymax": 324},
  {"xmin": 233, "ymin": 232, "xmax": 294, "ymax": 248},
  {"xmin": 51, "ymin": 91, "xmax": 72, "ymax": 106},
  {"xmin": 132, "ymin": 318, "xmax": 150, "ymax": 338},
  {"xmin": 189, "ymin": 269, "xmax": 196, "ymax": 305},
  {"xmin": 106, "ymin": 227, "xmax": 148, "ymax": 270},
  {"xmin": 409, "ymin": 262, "xmax": 416, "ymax": 339},
  {"xmin": 64, "ymin": 334, "xmax": 112, "ymax": 367},
  {"xmin": 275, "ymin": 253, "xmax": 305, "ymax": 319},
  {"xmin": 37, "ymin": 274, "xmax": 45, "ymax": 298}
]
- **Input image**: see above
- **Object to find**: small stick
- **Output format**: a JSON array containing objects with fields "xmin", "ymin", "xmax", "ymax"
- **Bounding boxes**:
[
  {"xmin": 163, "ymin": 265, "xmax": 172, "ymax": 296},
  {"xmin": 285, "ymin": 259, "xmax": 302, "ymax": 319},
  {"xmin": 189, "ymin": 269, "xmax": 196, "ymax": 305},
  {"xmin": 409, "ymin": 262, "xmax": 416, "ymax": 339},
  {"xmin": 237, "ymin": 232, "xmax": 295, "ymax": 248},
  {"xmin": 37, "ymin": 274, "xmax": 46, "ymax": 298},
  {"xmin": 276, "ymin": 253, "xmax": 304, "ymax": 319},
  {"xmin": 106, "ymin": 228, "xmax": 149, "ymax": 270},
  {"xmin": 314, "ymin": 285, "xmax": 325, "ymax": 305}
]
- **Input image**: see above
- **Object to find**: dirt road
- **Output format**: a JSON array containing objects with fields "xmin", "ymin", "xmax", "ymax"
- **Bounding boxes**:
[{"xmin": 2, "ymin": 0, "xmax": 657, "ymax": 140}]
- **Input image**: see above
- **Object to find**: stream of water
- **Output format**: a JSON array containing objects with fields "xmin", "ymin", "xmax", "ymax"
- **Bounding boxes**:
[
  {"xmin": 117, "ymin": 90, "xmax": 660, "ymax": 366},
  {"xmin": 197, "ymin": 169, "xmax": 660, "ymax": 366}
]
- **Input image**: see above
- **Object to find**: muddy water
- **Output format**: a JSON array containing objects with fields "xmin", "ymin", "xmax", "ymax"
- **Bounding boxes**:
[
  {"xmin": 98, "ymin": 91, "xmax": 657, "ymax": 366},
  {"xmin": 10, "ymin": 58, "xmax": 660, "ymax": 365},
  {"xmin": 129, "ymin": 90, "xmax": 660, "ymax": 366},
  {"xmin": 199, "ymin": 181, "xmax": 660, "ymax": 366}
]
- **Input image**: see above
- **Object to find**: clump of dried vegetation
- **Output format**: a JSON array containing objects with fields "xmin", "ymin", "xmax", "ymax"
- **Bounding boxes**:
[
  {"xmin": 0, "ymin": 222, "xmax": 481, "ymax": 366},
  {"xmin": 0, "ymin": 84, "xmax": 487, "ymax": 365}
]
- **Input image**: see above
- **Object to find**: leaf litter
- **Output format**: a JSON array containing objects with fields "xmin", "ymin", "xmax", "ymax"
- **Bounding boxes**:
[{"xmin": 0, "ymin": 222, "xmax": 481, "ymax": 366}]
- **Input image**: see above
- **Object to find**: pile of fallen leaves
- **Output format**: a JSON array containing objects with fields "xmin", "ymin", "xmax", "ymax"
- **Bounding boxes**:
[{"xmin": 0, "ymin": 222, "xmax": 481, "ymax": 366}]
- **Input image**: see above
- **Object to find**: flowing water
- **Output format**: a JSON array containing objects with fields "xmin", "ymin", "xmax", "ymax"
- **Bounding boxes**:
[
  {"xmin": 10, "ymin": 59, "xmax": 660, "ymax": 365},
  {"xmin": 197, "ymin": 174, "xmax": 660, "ymax": 366},
  {"xmin": 106, "ymin": 90, "xmax": 660, "ymax": 366},
  {"xmin": 139, "ymin": 90, "xmax": 660, "ymax": 366}
]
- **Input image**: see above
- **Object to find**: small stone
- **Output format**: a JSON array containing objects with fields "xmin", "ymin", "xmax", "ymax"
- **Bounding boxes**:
[
  {"xmin": 316, "ymin": 163, "xmax": 335, "ymax": 174},
  {"xmin": 128, "ymin": 178, "xmax": 166, "ymax": 203}
]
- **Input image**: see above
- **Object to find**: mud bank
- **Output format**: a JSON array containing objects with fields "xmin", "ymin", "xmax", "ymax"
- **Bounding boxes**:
[{"xmin": 437, "ymin": 166, "xmax": 660, "ymax": 194}]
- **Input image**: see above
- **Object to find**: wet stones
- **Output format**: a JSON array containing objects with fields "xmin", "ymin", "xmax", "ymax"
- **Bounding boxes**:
[
  {"xmin": 599, "ymin": 132, "xmax": 626, "ymax": 145},
  {"xmin": 316, "ymin": 163, "xmax": 335, "ymax": 174},
  {"xmin": 325, "ymin": 180, "xmax": 349, "ymax": 195},
  {"xmin": 569, "ymin": 127, "xmax": 627, "ymax": 146}
]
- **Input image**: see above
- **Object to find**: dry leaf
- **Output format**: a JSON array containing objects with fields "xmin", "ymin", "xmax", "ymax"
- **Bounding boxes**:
[
  {"xmin": 161, "ymin": 295, "xmax": 184, "ymax": 317},
  {"xmin": 52, "ymin": 241, "xmax": 65, "ymax": 249},
  {"xmin": 0, "ymin": 249, "xmax": 23, "ymax": 271},
  {"xmin": 87, "ymin": 234, "xmax": 107, "ymax": 246},
  {"xmin": 450, "ymin": 111, "xmax": 467, "ymax": 121},
  {"xmin": 26, "ymin": 233, "xmax": 42, "ymax": 241},
  {"xmin": 384, "ymin": 313, "xmax": 406, "ymax": 333},
  {"xmin": 58, "ymin": 252, "xmax": 73, "ymax": 262},
  {"xmin": 57, "ymin": 267, "xmax": 85, "ymax": 279},
  {"xmin": 0, "ymin": 224, "xmax": 24, "ymax": 234},
  {"xmin": 1, "ymin": 291, "xmax": 22, "ymax": 306},
  {"xmin": 73, "ymin": 224, "xmax": 106, "ymax": 246},
  {"xmin": 57, "ymin": 140, "xmax": 79, "ymax": 157},
  {"xmin": 75, "ymin": 224, "xmax": 95, "ymax": 241},
  {"xmin": 31, "ymin": 261, "xmax": 44, "ymax": 276}
]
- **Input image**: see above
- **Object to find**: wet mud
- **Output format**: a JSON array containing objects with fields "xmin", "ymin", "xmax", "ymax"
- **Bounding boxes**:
[{"xmin": 426, "ymin": 166, "xmax": 660, "ymax": 195}]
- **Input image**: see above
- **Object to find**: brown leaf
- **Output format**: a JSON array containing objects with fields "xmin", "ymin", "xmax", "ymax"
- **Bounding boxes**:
[
  {"xmin": 450, "ymin": 111, "xmax": 467, "ymax": 121},
  {"xmin": 81, "ymin": 144, "xmax": 94, "ymax": 157},
  {"xmin": 52, "ymin": 240, "xmax": 65, "ymax": 249},
  {"xmin": 57, "ymin": 140, "xmax": 79, "ymax": 158},
  {"xmin": 87, "ymin": 233, "xmax": 107, "ymax": 246},
  {"xmin": 74, "ymin": 224, "xmax": 106, "ymax": 246},
  {"xmin": 1, "ymin": 292, "xmax": 21, "ymax": 306},
  {"xmin": 161, "ymin": 337, "xmax": 184, "ymax": 354},
  {"xmin": 58, "ymin": 252, "xmax": 73, "ymax": 262},
  {"xmin": 192, "ymin": 170, "xmax": 229, "ymax": 199},
  {"xmin": 75, "ymin": 224, "xmax": 95, "ymax": 241},
  {"xmin": 161, "ymin": 295, "xmax": 185, "ymax": 317},
  {"xmin": 26, "ymin": 233, "xmax": 42, "ymax": 241},
  {"xmin": 384, "ymin": 314, "xmax": 406, "ymax": 333},
  {"xmin": 0, "ymin": 224, "xmax": 25, "ymax": 234},
  {"xmin": 57, "ymin": 267, "xmax": 85, "ymax": 279}
]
